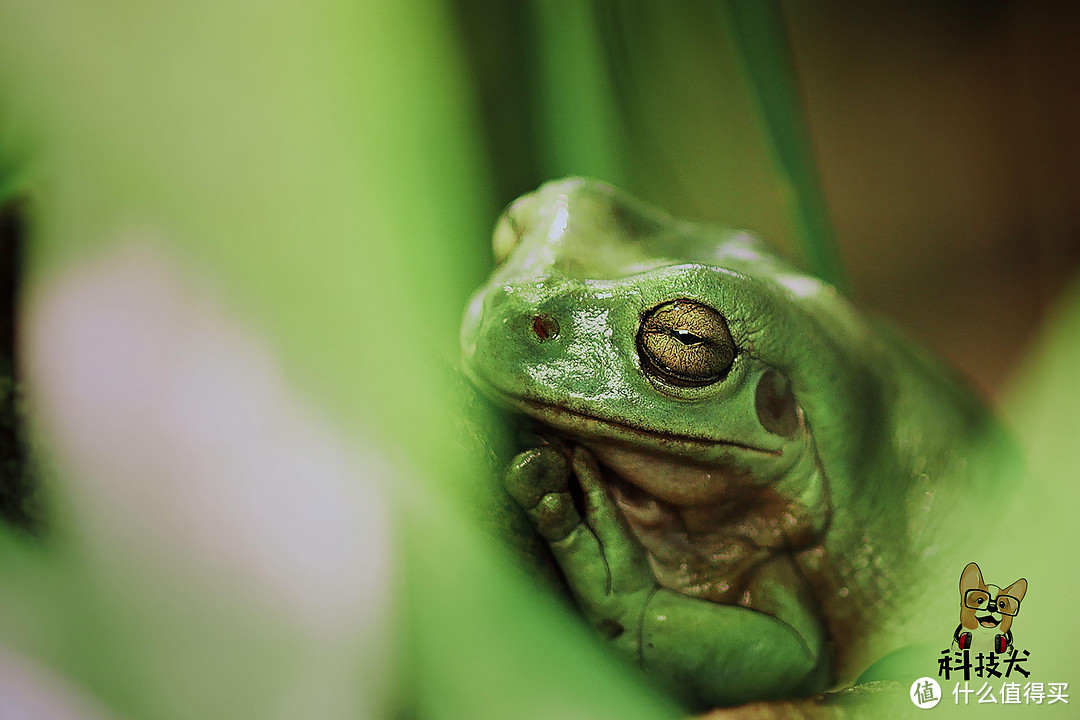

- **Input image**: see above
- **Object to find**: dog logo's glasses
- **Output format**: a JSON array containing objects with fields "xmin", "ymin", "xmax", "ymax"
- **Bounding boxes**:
[{"xmin": 965, "ymin": 589, "xmax": 1021, "ymax": 616}]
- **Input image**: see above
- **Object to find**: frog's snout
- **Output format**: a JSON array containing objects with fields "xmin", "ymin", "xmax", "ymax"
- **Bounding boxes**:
[{"xmin": 460, "ymin": 281, "xmax": 572, "ymax": 374}]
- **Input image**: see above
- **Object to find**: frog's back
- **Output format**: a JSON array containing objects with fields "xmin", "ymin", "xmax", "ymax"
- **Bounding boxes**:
[{"xmin": 782, "ymin": 287, "xmax": 1018, "ymax": 677}]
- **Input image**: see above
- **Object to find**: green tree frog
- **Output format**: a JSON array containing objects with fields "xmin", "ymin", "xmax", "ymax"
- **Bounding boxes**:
[{"xmin": 460, "ymin": 178, "xmax": 1009, "ymax": 707}]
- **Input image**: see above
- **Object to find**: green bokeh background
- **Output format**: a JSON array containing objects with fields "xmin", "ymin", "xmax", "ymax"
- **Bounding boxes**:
[{"xmin": 0, "ymin": 1, "xmax": 1076, "ymax": 718}]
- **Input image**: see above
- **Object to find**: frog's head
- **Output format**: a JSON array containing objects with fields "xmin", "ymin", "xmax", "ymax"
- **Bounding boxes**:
[{"xmin": 462, "ymin": 178, "xmax": 880, "ymax": 522}]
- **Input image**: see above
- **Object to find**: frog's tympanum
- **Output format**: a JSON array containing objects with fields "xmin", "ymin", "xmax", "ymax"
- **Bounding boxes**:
[{"xmin": 460, "ymin": 178, "xmax": 1006, "ymax": 707}]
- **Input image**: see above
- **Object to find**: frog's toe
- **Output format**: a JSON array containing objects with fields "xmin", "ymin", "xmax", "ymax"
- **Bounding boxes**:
[
  {"xmin": 526, "ymin": 491, "xmax": 581, "ymax": 540},
  {"xmin": 503, "ymin": 446, "xmax": 571, "ymax": 504},
  {"xmin": 503, "ymin": 447, "xmax": 580, "ymax": 540}
]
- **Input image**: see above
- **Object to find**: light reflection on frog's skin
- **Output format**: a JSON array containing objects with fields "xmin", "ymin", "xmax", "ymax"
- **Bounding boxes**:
[{"xmin": 460, "ymin": 178, "xmax": 1010, "ymax": 708}]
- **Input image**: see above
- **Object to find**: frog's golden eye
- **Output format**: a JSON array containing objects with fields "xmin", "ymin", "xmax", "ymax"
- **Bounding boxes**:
[{"xmin": 637, "ymin": 300, "xmax": 735, "ymax": 387}]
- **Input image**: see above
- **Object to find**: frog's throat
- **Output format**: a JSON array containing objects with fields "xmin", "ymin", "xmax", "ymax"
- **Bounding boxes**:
[{"xmin": 519, "ymin": 398, "xmax": 783, "ymax": 455}]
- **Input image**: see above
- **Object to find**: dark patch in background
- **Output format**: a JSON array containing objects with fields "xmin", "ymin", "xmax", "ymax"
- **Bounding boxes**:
[{"xmin": 0, "ymin": 197, "xmax": 39, "ymax": 532}]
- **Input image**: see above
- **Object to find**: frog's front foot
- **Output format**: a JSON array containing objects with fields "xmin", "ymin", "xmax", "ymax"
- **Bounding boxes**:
[
  {"xmin": 503, "ymin": 444, "xmax": 656, "ymax": 643},
  {"xmin": 504, "ymin": 444, "xmax": 828, "ymax": 707}
]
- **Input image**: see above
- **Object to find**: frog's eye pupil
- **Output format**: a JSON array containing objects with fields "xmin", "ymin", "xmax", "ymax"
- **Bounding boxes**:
[
  {"xmin": 637, "ymin": 300, "xmax": 735, "ymax": 388},
  {"xmin": 673, "ymin": 329, "xmax": 703, "ymax": 345}
]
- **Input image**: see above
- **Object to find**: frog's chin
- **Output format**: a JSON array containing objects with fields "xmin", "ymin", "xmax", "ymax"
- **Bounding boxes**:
[
  {"xmin": 465, "ymin": 369, "xmax": 773, "ymax": 455},
  {"xmin": 516, "ymin": 398, "xmax": 783, "ymax": 456},
  {"xmin": 517, "ymin": 399, "xmax": 827, "ymax": 525},
  {"xmin": 468, "ymin": 375, "xmax": 810, "ymax": 500},
  {"xmin": 500, "ymin": 393, "xmax": 822, "ymax": 512},
  {"xmin": 515, "ymin": 396, "xmax": 816, "ymax": 505}
]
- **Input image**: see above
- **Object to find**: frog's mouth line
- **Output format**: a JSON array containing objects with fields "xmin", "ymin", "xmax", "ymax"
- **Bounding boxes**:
[{"xmin": 520, "ymin": 398, "xmax": 782, "ymax": 456}]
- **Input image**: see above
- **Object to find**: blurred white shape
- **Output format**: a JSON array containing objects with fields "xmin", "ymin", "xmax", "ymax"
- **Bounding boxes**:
[
  {"xmin": 27, "ymin": 240, "xmax": 394, "ymax": 636},
  {"xmin": 776, "ymin": 273, "xmax": 825, "ymax": 299},
  {"xmin": 0, "ymin": 647, "xmax": 114, "ymax": 720}
]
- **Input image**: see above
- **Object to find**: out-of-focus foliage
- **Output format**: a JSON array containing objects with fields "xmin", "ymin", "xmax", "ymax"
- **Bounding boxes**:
[
  {"xmin": 0, "ymin": 1, "xmax": 682, "ymax": 718},
  {"xmin": 993, "ymin": 279, "xmax": 1080, "ymax": 714}
]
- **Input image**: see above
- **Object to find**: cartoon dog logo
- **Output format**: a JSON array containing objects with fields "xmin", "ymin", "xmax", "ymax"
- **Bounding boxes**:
[{"xmin": 952, "ymin": 562, "xmax": 1027, "ymax": 654}]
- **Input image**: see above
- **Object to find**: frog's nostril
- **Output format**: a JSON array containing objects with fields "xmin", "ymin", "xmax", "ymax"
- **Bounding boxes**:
[
  {"xmin": 755, "ymin": 369, "xmax": 801, "ymax": 438},
  {"xmin": 531, "ymin": 314, "xmax": 560, "ymax": 341}
]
